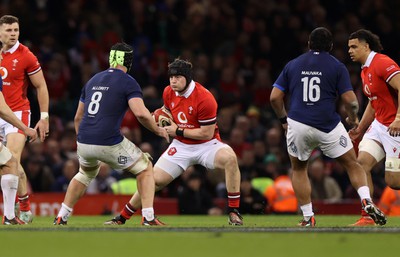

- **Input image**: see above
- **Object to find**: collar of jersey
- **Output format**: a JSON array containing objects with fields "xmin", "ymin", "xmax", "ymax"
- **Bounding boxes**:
[
  {"xmin": 362, "ymin": 51, "xmax": 376, "ymax": 68},
  {"xmin": 175, "ymin": 80, "xmax": 195, "ymax": 98},
  {"xmin": 3, "ymin": 41, "xmax": 20, "ymax": 54}
]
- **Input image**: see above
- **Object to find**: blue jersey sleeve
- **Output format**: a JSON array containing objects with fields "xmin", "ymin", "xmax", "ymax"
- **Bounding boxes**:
[{"xmin": 336, "ymin": 63, "xmax": 353, "ymax": 95}]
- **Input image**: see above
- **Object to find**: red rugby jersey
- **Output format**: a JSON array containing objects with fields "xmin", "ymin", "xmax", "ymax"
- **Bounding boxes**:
[
  {"xmin": 361, "ymin": 52, "xmax": 400, "ymax": 126},
  {"xmin": 0, "ymin": 41, "xmax": 42, "ymax": 111},
  {"xmin": 163, "ymin": 81, "xmax": 221, "ymax": 144}
]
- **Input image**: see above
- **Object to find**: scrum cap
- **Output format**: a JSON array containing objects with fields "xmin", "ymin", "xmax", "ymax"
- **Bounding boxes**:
[
  {"xmin": 109, "ymin": 42, "xmax": 134, "ymax": 72},
  {"xmin": 168, "ymin": 59, "xmax": 193, "ymax": 86}
]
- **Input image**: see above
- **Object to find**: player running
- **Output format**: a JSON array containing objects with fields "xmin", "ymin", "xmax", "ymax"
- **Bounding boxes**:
[
  {"xmin": 104, "ymin": 58, "xmax": 243, "ymax": 226},
  {"xmin": 348, "ymin": 29, "xmax": 400, "ymax": 226},
  {"xmin": 53, "ymin": 42, "xmax": 168, "ymax": 225},
  {"xmin": 270, "ymin": 27, "xmax": 386, "ymax": 227}
]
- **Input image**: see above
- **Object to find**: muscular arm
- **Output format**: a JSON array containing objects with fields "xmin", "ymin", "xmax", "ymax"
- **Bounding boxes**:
[
  {"xmin": 348, "ymin": 101, "xmax": 375, "ymax": 141},
  {"xmin": 270, "ymin": 87, "xmax": 288, "ymax": 130},
  {"xmin": 387, "ymin": 73, "xmax": 400, "ymax": 136},
  {"xmin": 128, "ymin": 98, "xmax": 169, "ymax": 141},
  {"xmin": 74, "ymin": 101, "xmax": 84, "ymax": 134},
  {"xmin": 0, "ymin": 92, "xmax": 37, "ymax": 140},
  {"xmin": 30, "ymin": 70, "xmax": 49, "ymax": 141},
  {"xmin": 340, "ymin": 90, "xmax": 359, "ymax": 127},
  {"xmin": 30, "ymin": 70, "xmax": 49, "ymax": 113},
  {"xmin": 270, "ymin": 87, "xmax": 287, "ymax": 118}
]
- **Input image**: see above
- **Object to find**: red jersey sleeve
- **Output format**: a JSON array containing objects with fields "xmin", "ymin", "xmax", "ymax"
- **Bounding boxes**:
[
  {"xmin": 374, "ymin": 55, "xmax": 400, "ymax": 83},
  {"xmin": 25, "ymin": 50, "xmax": 41, "ymax": 75},
  {"xmin": 197, "ymin": 91, "xmax": 217, "ymax": 126}
]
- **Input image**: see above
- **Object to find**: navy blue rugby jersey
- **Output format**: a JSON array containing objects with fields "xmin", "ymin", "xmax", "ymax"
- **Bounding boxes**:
[
  {"xmin": 77, "ymin": 68, "xmax": 143, "ymax": 145},
  {"xmin": 273, "ymin": 51, "xmax": 353, "ymax": 133}
]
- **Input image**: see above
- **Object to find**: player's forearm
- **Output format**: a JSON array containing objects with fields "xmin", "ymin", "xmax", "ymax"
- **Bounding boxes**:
[
  {"xmin": 358, "ymin": 102, "xmax": 375, "ymax": 132},
  {"xmin": 344, "ymin": 100, "xmax": 359, "ymax": 121},
  {"xmin": 270, "ymin": 88, "xmax": 287, "ymax": 119},
  {"xmin": 137, "ymin": 113, "xmax": 160, "ymax": 135},
  {"xmin": 0, "ymin": 103, "xmax": 30, "ymax": 133},
  {"xmin": 36, "ymin": 86, "xmax": 49, "ymax": 113}
]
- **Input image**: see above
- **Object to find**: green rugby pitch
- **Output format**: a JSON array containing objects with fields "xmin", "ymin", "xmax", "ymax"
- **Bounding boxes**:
[{"xmin": 1, "ymin": 215, "xmax": 399, "ymax": 257}]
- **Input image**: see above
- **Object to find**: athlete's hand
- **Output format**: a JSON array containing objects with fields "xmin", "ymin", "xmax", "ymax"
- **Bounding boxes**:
[
  {"xmin": 34, "ymin": 118, "xmax": 49, "ymax": 142},
  {"xmin": 346, "ymin": 116, "xmax": 359, "ymax": 128},
  {"xmin": 24, "ymin": 127, "xmax": 38, "ymax": 142},
  {"xmin": 348, "ymin": 127, "xmax": 362, "ymax": 141},
  {"xmin": 164, "ymin": 121, "xmax": 178, "ymax": 137},
  {"xmin": 387, "ymin": 118, "xmax": 400, "ymax": 137},
  {"xmin": 157, "ymin": 127, "xmax": 170, "ymax": 143}
]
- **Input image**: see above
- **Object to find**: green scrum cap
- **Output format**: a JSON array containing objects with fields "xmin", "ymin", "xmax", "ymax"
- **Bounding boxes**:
[{"xmin": 109, "ymin": 42, "xmax": 134, "ymax": 72}]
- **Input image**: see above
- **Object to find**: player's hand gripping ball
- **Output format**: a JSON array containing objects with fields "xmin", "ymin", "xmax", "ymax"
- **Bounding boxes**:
[{"xmin": 153, "ymin": 107, "xmax": 173, "ymax": 127}]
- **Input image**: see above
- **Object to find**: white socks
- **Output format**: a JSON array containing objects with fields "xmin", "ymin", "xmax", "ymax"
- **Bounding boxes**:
[
  {"xmin": 1, "ymin": 174, "xmax": 19, "ymax": 219},
  {"xmin": 142, "ymin": 207, "xmax": 155, "ymax": 221},
  {"xmin": 300, "ymin": 202, "xmax": 314, "ymax": 220},
  {"xmin": 57, "ymin": 203, "xmax": 73, "ymax": 221},
  {"xmin": 357, "ymin": 186, "xmax": 371, "ymax": 201}
]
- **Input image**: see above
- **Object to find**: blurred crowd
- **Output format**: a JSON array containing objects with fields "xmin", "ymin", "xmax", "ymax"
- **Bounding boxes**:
[{"xmin": 3, "ymin": 0, "xmax": 399, "ymax": 213}]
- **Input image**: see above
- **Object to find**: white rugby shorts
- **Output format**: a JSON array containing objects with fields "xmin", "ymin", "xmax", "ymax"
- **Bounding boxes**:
[
  {"xmin": 77, "ymin": 137, "xmax": 143, "ymax": 172},
  {"xmin": 361, "ymin": 119, "xmax": 400, "ymax": 159},
  {"xmin": 286, "ymin": 118, "xmax": 353, "ymax": 161},
  {"xmin": 155, "ymin": 138, "xmax": 230, "ymax": 179}
]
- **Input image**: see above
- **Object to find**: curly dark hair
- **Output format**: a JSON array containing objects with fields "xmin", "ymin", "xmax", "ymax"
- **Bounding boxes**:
[{"xmin": 349, "ymin": 29, "xmax": 383, "ymax": 53}]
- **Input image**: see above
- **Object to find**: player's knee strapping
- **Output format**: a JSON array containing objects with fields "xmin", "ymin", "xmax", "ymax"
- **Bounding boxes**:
[
  {"xmin": 358, "ymin": 138, "xmax": 385, "ymax": 162},
  {"xmin": 74, "ymin": 166, "xmax": 100, "ymax": 186},
  {"xmin": 127, "ymin": 152, "xmax": 152, "ymax": 175},
  {"xmin": 386, "ymin": 157, "xmax": 400, "ymax": 172}
]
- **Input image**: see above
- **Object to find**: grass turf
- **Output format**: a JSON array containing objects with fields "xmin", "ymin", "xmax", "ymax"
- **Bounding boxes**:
[{"xmin": 1, "ymin": 215, "xmax": 399, "ymax": 257}]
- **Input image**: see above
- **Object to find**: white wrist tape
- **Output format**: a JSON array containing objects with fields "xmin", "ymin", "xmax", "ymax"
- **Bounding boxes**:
[{"xmin": 40, "ymin": 112, "xmax": 49, "ymax": 120}]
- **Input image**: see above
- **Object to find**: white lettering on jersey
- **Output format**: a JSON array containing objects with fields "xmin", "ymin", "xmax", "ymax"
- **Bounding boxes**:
[
  {"xmin": 92, "ymin": 86, "xmax": 109, "ymax": 91},
  {"xmin": 301, "ymin": 71, "xmax": 322, "ymax": 76}
]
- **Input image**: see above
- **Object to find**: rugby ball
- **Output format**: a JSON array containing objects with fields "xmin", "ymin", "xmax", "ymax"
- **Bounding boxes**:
[{"xmin": 153, "ymin": 107, "xmax": 173, "ymax": 127}]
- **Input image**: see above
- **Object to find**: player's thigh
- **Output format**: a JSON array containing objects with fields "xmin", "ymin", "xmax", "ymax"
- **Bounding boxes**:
[
  {"xmin": 286, "ymin": 118, "xmax": 315, "ymax": 161},
  {"xmin": 318, "ymin": 122, "xmax": 353, "ymax": 159},
  {"xmin": 153, "ymin": 165, "xmax": 176, "ymax": 188},
  {"xmin": 211, "ymin": 144, "xmax": 237, "ymax": 170},
  {"xmin": 288, "ymin": 154, "xmax": 308, "ymax": 172},
  {"xmin": 154, "ymin": 139, "xmax": 193, "ymax": 179}
]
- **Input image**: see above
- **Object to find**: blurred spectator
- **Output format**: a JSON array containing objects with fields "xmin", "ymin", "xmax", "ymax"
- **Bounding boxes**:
[
  {"xmin": 52, "ymin": 159, "xmax": 79, "ymax": 192},
  {"xmin": 228, "ymin": 127, "xmax": 252, "ymax": 164},
  {"xmin": 86, "ymin": 163, "xmax": 117, "ymax": 194},
  {"xmin": 308, "ymin": 157, "xmax": 343, "ymax": 203},
  {"xmin": 240, "ymin": 177, "xmax": 267, "ymax": 214},
  {"xmin": 245, "ymin": 106, "xmax": 266, "ymax": 142},
  {"xmin": 110, "ymin": 173, "xmax": 137, "ymax": 195},
  {"xmin": 178, "ymin": 172, "xmax": 222, "ymax": 215},
  {"xmin": 43, "ymin": 138, "xmax": 67, "ymax": 178},
  {"xmin": 264, "ymin": 169, "xmax": 298, "ymax": 215},
  {"xmin": 25, "ymin": 156, "xmax": 54, "ymax": 192}
]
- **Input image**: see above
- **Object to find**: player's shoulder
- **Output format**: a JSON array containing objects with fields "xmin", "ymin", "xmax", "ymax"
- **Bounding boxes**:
[
  {"xmin": 193, "ymin": 82, "xmax": 212, "ymax": 95},
  {"xmin": 373, "ymin": 53, "xmax": 396, "ymax": 65},
  {"xmin": 16, "ymin": 43, "xmax": 35, "ymax": 55}
]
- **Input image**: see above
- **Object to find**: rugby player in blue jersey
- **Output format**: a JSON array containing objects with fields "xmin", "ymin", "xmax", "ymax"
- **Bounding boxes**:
[
  {"xmin": 53, "ymin": 42, "xmax": 169, "ymax": 225},
  {"xmin": 270, "ymin": 27, "xmax": 386, "ymax": 226}
]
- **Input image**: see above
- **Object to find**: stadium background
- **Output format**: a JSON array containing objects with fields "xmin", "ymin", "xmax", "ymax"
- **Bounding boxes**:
[{"xmin": 1, "ymin": 0, "xmax": 399, "ymax": 215}]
